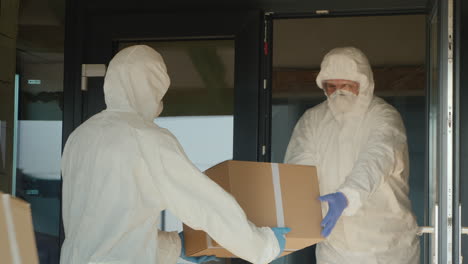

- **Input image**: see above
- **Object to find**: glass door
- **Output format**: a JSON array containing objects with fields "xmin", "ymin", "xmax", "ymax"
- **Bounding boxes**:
[
  {"xmin": 426, "ymin": 2, "xmax": 440, "ymax": 263},
  {"xmin": 426, "ymin": 0, "xmax": 459, "ymax": 263},
  {"xmin": 63, "ymin": 10, "xmax": 265, "ymax": 264},
  {"xmin": 117, "ymin": 39, "xmax": 235, "ymax": 264},
  {"xmin": 269, "ymin": 14, "xmax": 427, "ymax": 264}
]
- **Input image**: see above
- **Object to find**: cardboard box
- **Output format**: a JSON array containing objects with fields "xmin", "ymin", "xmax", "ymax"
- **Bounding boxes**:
[
  {"xmin": 183, "ymin": 160, "xmax": 323, "ymax": 258},
  {"xmin": 0, "ymin": 192, "xmax": 39, "ymax": 264}
]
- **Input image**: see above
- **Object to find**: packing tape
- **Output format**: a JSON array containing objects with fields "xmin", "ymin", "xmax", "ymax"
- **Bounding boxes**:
[
  {"xmin": 205, "ymin": 163, "xmax": 286, "ymax": 250},
  {"xmin": 271, "ymin": 163, "xmax": 285, "ymax": 228},
  {"xmin": 2, "ymin": 194, "xmax": 21, "ymax": 264}
]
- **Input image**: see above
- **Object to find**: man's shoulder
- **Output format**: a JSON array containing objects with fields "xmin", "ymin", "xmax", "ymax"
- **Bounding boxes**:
[
  {"xmin": 368, "ymin": 97, "xmax": 401, "ymax": 116},
  {"xmin": 303, "ymin": 100, "xmax": 329, "ymax": 117},
  {"xmin": 366, "ymin": 97, "xmax": 405, "ymax": 128}
]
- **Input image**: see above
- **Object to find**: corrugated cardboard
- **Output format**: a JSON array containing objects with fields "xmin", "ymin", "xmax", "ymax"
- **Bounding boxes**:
[
  {"xmin": 184, "ymin": 160, "xmax": 323, "ymax": 258},
  {"xmin": 0, "ymin": 192, "xmax": 39, "ymax": 264}
]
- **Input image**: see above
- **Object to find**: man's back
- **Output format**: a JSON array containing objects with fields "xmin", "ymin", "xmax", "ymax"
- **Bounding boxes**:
[{"xmin": 61, "ymin": 111, "xmax": 162, "ymax": 263}]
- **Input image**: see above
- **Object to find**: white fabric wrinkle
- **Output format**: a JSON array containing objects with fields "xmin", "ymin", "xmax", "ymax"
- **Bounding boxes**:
[
  {"xmin": 61, "ymin": 45, "xmax": 280, "ymax": 264},
  {"xmin": 284, "ymin": 47, "xmax": 419, "ymax": 264}
]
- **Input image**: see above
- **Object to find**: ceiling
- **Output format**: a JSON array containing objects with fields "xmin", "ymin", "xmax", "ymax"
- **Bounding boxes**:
[
  {"xmin": 273, "ymin": 15, "xmax": 426, "ymax": 69},
  {"xmin": 16, "ymin": 0, "xmax": 65, "ymax": 65}
]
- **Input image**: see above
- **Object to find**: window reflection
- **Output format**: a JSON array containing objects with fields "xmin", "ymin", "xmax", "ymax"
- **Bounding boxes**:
[
  {"xmin": 15, "ymin": 0, "xmax": 65, "ymax": 262},
  {"xmin": 119, "ymin": 40, "xmax": 234, "ymax": 264}
]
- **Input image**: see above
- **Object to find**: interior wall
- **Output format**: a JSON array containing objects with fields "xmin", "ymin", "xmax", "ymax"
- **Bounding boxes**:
[{"xmin": 273, "ymin": 15, "xmax": 426, "ymax": 69}]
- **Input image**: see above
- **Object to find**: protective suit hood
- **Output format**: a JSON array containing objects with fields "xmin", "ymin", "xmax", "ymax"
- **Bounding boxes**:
[
  {"xmin": 61, "ymin": 46, "xmax": 280, "ymax": 264},
  {"xmin": 104, "ymin": 45, "xmax": 170, "ymax": 121},
  {"xmin": 316, "ymin": 47, "xmax": 375, "ymax": 118}
]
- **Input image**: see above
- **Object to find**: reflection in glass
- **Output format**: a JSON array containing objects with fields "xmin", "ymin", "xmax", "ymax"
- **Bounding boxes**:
[
  {"xmin": 119, "ymin": 40, "xmax": 234, "ymax": 117},
  {"xmin": 15, "ymin": 1, "xmax": 65, "ymax": 262},
  {"xmin": 427, "ymin": 10, "xmax": 439, "ymax": 263}
]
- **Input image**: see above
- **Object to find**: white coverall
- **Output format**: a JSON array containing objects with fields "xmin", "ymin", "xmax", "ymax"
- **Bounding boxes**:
[
  {"xmin": 60, "ymin": 45, "xmax": 280, "ymax": 264},
  {"xmin": 284, "ymin": 47, "xmax": 420, "ymax": 264}
]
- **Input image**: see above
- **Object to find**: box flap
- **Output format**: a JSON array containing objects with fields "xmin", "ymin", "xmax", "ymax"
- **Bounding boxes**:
[
  {"xmin": 10, "ymin": 197, "xmax": 39, "ymax": 264},
  {"xmin": 0, "ymin": 194, "xmax": 13, "ymax": 264},
  {"xmin": 204, "ymin": 161, "xmax": 231, "ymax": 193}
]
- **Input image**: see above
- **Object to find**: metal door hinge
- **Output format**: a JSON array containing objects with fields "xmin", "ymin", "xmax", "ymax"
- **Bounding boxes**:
[
  {"xmin": 262, "ymin": 145, "xmax": 266, "ymax": 156},
  {"xmin": 81, "ymin": 64, "xmax": 107, "ymax": 91},
  {"xmin": 459, "ymin": 205, "xmax": 468, "ymax": 263}
]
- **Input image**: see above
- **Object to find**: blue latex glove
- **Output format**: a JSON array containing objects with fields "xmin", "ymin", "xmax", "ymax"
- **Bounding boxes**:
[
  {"xmin": 271, "ymin": 227, "xmax": 291, "ymax": 257},
  {"xmin": 179, "ymin": 232, "xmax": 219, "ymax": 263},
  {"xmin": 318, "ymin": 192, "xmax": 348, "ymax": 237}
]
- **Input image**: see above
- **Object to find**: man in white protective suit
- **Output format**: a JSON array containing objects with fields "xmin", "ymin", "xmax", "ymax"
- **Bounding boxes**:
[
  {"xmin": 284, "ymin": 47, "xmax": 420, "ymax": 264},
  {"xmin": 60, "ymin": 45, "xmax": 289, "ymax": 264}
]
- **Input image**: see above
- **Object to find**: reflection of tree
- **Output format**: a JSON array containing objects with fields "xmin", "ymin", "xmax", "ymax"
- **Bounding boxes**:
[{"xmin": 21, "ymin": 91, "xmax": 64, "ymax": 111}]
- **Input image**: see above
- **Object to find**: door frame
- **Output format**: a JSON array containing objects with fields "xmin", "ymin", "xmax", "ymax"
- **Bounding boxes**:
[
  {"xmin": 61, "ymin": 2, "xmax": 466, "ymax": 263},
  {"xmin": 456, "ymin": 0, "xmax": 468, "ymax": 261},
  {"xmin": 262, "ymin": 8, "xmax": 430, "ymax": 264},
  {"xmin": 64, "ymin": 10, "xmax": 267, "ymax": 160},
  {"xmin": 62, "ymin": 9, "xmax": 268, "ymax": 248}
]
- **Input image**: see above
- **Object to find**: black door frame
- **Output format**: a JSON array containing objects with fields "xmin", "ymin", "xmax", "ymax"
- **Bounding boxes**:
[
  {"xmin": 64, "ymin": 9, "xmax": 267, "ymax": 159},
  {"xmin": 61, "ymin": 8, "xmax": 268, "ymax": 249},
  {"xmin": 261, "ymin": 9, "xmax": 428, "ymax": 264},
  {"xmin": 62, "ymin": 2, "xmax": 468, "ymax": 262}
]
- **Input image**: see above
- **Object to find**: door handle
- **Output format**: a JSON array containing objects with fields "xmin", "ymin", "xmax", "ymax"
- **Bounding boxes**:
[
  {"xmin": 418, "ymin": 204, "xmax": 438, "ymax": 264},
  {"xmin": 81, "ymin": 64, "xmax": 107, "ymax": 91},
  {"xmin": 459, "ymin": 205, "xmax": 468, "ymax": 263}
]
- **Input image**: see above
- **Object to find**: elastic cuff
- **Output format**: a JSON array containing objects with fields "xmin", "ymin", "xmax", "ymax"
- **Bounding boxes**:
[
  {"xmin": 262, "ymin": 227, "xmax": 281, "ymax": 264},
  {"xmin": 338, "ymin": 187, "xmax": 362, "ymax": 216}
]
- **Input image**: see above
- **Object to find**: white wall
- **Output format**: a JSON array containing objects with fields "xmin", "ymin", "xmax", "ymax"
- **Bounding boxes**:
[
  {"xmin": 155, "ymin": 115, "xmax": 234, "ymax": 232},
  {"xmin": 156, "ymin": 116, "xmax": 234, "ymax": 172},
  {"xmin": 17, "ymin": 120, "xmax": 62, "ymax": 180}
]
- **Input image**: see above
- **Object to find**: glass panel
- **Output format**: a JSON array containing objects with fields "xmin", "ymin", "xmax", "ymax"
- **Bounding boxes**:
[
  {"xmin": 118, "ymin": 40, "xmax": 235, "ymax": 264},
  {"xmin": 271, "ymin": 15, "xmax": 426, "ymax": 264},
  {"xmin": 428, "ymin": 8, "xmax": 440, "ymax": 263},
  {"xmin": 119, "ymin": 40, "xmax": 234, "ymax": 117},
  {"xmin": 0, "ymin": 13, "xmax": 18, "ymax": 194},
  {"xmin": 15, "ymin": 1, "xmax": 66, "ymax": 263}
]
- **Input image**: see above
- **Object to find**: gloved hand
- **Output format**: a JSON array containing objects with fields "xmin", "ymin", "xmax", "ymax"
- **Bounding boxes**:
[
  {"xmin": 271, "ymin": 227, "xmax": 291, "ymax": 257},
  {"xmin": 179, "ymin": 232, "xmax": 219, "ymax": 263},
  {"xmin": 318, "ymin": 192, "xmax": 348, "ymax": 237}
]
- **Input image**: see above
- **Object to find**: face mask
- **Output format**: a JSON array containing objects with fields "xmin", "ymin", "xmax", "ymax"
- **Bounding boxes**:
[{"xmin": 328, "ymin": 89, "xmax": 357, "ymax": 113}]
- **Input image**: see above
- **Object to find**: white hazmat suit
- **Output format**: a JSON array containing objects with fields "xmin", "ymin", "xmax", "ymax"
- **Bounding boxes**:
[
  {"xmin": 60, "ymin": 45, "xmax": 280, "ymax": 264},
  {"xmin": 284, "ymin": 47, "xmax": 420, "ymax": 264}
]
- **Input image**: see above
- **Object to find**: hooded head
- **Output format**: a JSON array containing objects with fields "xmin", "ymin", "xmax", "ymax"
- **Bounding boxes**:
[
  {"xmin": 316, "ymin": 47, "xmax": 374, "ymax": 117},
  {"xmin": 104, "ymin": 45, "xmax": 170, "ymax": 121}
]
